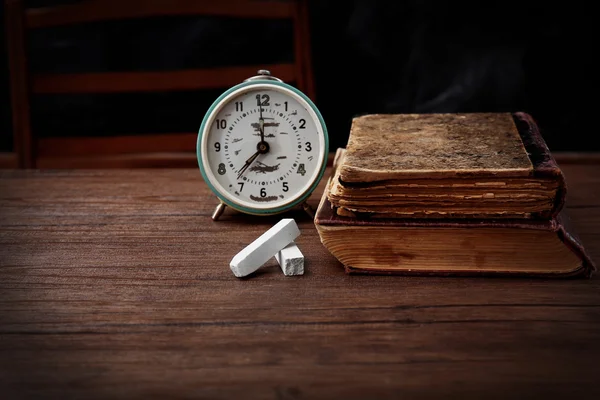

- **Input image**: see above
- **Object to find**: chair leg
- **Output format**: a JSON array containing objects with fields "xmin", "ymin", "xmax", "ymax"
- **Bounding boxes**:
[
  {"xmin": 5, "ymin": 0, "xmax": 34, "ymax": 168},
  {"xmin": 295, "ymin": 0, "xmax": 316, "ymax": 101}
]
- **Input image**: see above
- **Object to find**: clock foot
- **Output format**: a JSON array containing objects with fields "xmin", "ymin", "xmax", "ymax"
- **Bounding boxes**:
[
  {"xmin": 212, "ymin": 202, "xmax": 227, "ymax": 221},
  {"xmin": 301, "ymin": 202, "xmax": 315, "ymax": 219}
]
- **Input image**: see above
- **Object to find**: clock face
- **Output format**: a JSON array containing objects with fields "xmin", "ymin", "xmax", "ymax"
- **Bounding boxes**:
[{"xmin": 199, "ymin": 82, "xmax": 327, "ymax": 213}]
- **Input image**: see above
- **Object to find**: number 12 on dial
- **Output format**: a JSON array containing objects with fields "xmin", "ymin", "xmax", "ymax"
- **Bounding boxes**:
[{"xmin": 197, "ymin": 70, "xmax": 329, "ymax": 219}]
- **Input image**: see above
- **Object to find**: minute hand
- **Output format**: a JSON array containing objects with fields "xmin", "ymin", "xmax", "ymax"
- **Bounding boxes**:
[
  {"xmin": 237, "ymin": 150, "xmax": 260, "ymax": 179},
  {"xmin": 259, "ymin": 107, "xmax": 265, "ymax": 142}
]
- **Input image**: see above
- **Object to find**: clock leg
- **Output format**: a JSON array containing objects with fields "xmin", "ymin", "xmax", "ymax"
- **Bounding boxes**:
[
  {"xmin": 211, "ymin": 202, "xmax": 227, "ymax": 221},
  {"xmin": 301, "ymin": 202, "xmax": 315, "ymax": 219}
]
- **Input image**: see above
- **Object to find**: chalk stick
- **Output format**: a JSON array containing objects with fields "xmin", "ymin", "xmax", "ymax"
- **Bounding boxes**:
[
  {"xmin": 275, "ymin": 241, "xmax": 304, "ymax": 276},
  {"xmin": 229, "ymin": 218, "xmax": 300, "ymax": 278}
]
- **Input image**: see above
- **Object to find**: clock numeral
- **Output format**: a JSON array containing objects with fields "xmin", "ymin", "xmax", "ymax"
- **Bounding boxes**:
[
  {"xmin": 235, "ymin": 101, "xmax": 243, "ymax": 112},
  {"xmin": 297, "ymin": 163, "xmax": 306, "ymax": 176},
  {"xmin": 260, "ymin": 187, "xmax": 267, "ymax": 198},
  {"xmin": 256, "ymin": 94, "xmax": 270, "ymax": 106},
  {"xmin": 284, "ymin": 101, "xmax": 288, "ymax": 112},
  {"xmin": 215, "ymin": 119, "xmax": 227, "ymax": 129},
  {"xmin": 282, "ymin": 182, "xmax": 289, "ymax": 192},
  {"xmin": 299, "ymin": 119, "xmax": 306, "ymax": 129},
  {"xmin": 214, "ymin": 142, "xmax": 221, "ymax": 152},
  {"xmin": 217, "ymin": 163, "xmax": 226, "ymax": 175},
  {"xmin": 238, "ymin": 182, "xmax": 244, "ymax": 192},
  {"xmin": 305, "ymin": 142, "xmax": 312, "ymax": 152}
]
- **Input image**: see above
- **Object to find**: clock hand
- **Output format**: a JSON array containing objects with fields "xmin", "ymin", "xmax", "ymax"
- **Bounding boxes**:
[
  {"xmin": 237, "ymin": 150, "xmax": 260, "ymax": 180},
  {"xmin": 258, "ymin": 106, "xmax": 265, "ymax": 143}
]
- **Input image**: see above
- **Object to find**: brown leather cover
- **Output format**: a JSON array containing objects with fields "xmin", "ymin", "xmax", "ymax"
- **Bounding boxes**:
[
  {"xmin": 512, "ymin": 112, "xmax": 566, "ymax": 218},
  {"xmin": 339, "ymin": 112, "xmax": 533, "ymax": 182},
  {"xmin": 315, "ymin": 187, "xmax": 596, "ymax": 279}
]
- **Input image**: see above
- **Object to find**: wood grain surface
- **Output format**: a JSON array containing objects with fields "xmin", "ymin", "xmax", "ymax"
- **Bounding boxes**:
[{"xmin": 1, "ymin": 163, "xmax": 600, "ymax": 399}]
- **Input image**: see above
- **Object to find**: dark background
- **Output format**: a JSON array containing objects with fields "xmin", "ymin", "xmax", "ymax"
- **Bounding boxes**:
[{"xmin": 1, "ymin": 0, "xmax": 596, "ymax": 154}]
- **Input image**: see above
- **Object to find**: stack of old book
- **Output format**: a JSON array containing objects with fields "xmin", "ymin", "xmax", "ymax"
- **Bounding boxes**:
[{"xmin": 314, "ymin": 112, "xmax": 595, "ymax": 277}]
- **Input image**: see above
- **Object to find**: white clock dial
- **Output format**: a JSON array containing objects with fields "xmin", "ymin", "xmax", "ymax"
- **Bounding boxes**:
[{"xmin": 200, "ymin": 83, "xmax": 326, "ymax": 211}]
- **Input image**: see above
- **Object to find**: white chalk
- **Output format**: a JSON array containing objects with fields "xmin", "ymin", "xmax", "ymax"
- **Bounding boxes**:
[
  {"xmin": 275, "ymin": 241, "xmax": 304, "ymax": 276},
  {"xmin": 229, "ymin": 218, "xmax": 300, "ymax": 278}
]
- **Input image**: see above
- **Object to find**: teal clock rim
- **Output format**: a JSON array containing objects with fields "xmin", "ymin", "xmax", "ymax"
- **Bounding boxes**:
[{"xmin": 196, "ymin": 79, "xmax": 329, "ymax": 215}]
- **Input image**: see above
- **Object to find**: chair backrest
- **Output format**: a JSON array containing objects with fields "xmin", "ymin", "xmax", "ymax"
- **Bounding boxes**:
[{"xmin": 5, "ymin": 0, "xmax": 315, "ymax": 168}]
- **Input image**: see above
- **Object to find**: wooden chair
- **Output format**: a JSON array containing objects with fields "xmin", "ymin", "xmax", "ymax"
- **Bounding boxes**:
[{"xmin": 4, "ymin": 0, "xmax": 315, "ymax": 168}]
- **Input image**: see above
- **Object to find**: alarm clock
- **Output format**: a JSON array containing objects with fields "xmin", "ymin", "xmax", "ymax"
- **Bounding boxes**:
[{"xmin": 197, "ymin": 70, "xmax": 329, "ymax": 220}]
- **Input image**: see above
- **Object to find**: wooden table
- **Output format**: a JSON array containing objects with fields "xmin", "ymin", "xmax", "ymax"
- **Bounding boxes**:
[{"xmin": 1, "ymin": 161, "xmax": 599, "ymax": 399}]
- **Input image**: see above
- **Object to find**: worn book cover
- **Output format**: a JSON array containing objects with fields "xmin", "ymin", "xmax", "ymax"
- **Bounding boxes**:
[{"xmin": 329, "ymin": 112, "xmax": 565, "ymax": 219}]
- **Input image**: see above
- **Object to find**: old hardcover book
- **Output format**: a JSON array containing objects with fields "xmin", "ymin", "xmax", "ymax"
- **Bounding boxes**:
[
  {"xmin": 329, "ymin": 112, "xmax": 565, "ymax": 219},
  {"xmin": 315, "ymin": 168, "xmax": 596, "ymax": 278}
]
